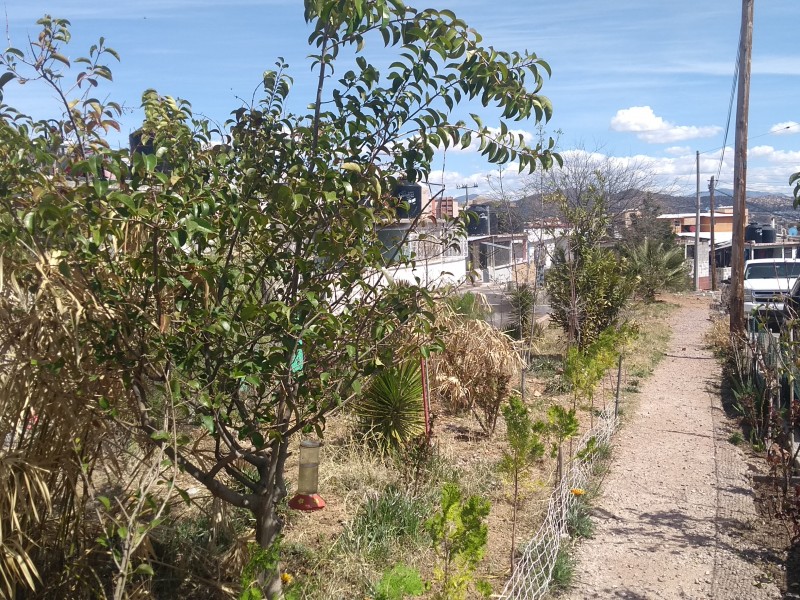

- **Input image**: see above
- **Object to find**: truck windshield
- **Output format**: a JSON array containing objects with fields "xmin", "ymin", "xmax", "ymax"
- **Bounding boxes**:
[{"xmin": 744, "ymin": 263, "xmax": 800, "ymax": 279}]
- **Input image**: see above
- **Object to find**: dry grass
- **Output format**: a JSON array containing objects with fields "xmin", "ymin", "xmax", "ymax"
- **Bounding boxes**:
[{"xmin": 705, "ymin": 313, "xmax": 733, "ymax": 358}]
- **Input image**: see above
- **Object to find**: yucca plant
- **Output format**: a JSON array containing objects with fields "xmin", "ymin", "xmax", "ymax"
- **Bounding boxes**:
[{"xmin": 355, "ymin": 362, "xmax": 425, "ymax": 453}]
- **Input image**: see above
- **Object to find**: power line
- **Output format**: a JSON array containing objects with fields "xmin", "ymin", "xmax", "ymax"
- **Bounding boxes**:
[
  {"xmin": 698, "ymin": 123, "xmax": 800, "ymax": 156},
  {"xmin": 714, "ymin": 26, "xmax": 741, "ymax": 183}
]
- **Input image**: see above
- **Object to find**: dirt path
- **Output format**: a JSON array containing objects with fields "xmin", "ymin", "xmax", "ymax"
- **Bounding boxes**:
[{"xmin": 564, "ymin": 296, "xmax": 782, "ymax": 599}]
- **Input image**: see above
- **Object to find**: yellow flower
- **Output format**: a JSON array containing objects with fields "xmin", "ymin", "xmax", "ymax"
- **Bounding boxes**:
[
  {"xmin": 570, "ymin": 488, "xmax": 585, "ymax": 496},
  {"xmin": 281, "ymin": 573, "xmax": 294, "ymax": 586}
]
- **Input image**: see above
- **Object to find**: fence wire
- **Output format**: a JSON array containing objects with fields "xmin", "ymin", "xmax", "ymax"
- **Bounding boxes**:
[{"xmin": 499, "ymin": 406, "xmax": 618, "ymax": 600}]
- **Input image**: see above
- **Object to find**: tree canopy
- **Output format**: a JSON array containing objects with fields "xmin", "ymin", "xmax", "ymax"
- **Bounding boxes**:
[{"xmin": 0, "ymin": 4, "xmax": 558, "ymax": 597}]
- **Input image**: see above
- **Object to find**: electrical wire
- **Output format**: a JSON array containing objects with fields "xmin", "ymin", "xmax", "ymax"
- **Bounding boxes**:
[{"xmin": 715, "ymin": 31, "xmax": 741, "ymax": 184}]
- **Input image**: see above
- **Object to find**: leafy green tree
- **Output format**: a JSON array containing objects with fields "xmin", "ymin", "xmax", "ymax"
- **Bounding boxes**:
[
  {"xmin": 624, "ymin": 238, "xmax": 690, "ymax": 302},
  {"xmin": 499, "ymin": 396, "xmax": 545, "ymax": 569},
  {"xmin": 618, "ymin": 194, "xmax": 676, "ymax": 248},
  {"xmin": 545, "ymin": 190, "xmax": 635, "ymax": 349},
  {"xmin": 0, "ymin": 4, "xmax": 558, "ymax": 597}
]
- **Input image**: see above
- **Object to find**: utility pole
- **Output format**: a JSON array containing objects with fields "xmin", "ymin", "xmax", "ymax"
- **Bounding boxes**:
[
  {"xmin": 456, "ymin": 183, "xmax": 478, "ymax": 208},
  {"xmin": 730, "ymin": 0, "xmax": 754, "ymax": 335},
  {"xmin": 695, "ymin": 150, "xmax": 701, "ymax": 291},
  {"xmin": 709, "ymin": 176, "xmax": 717, "ymax": 291}
]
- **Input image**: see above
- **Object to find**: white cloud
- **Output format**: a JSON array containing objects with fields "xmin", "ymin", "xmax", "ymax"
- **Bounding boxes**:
[
  {"xmin": 770, "ymin": 122, "xmax": 800, "ymax": 136},
  {"xmin": 665, "ymin": 146, "xmax": 692, "ymax": 156},
  {"xmin": 750, "ymin": 145, "xmax": 775, "ymax": 158},
  {"xmin": 434, "ymin": 142, "xmax": 799, "ymax": 199},
  {"xmin": 610, "ymin": 106, "xmax": 722, "ymax": 144}
]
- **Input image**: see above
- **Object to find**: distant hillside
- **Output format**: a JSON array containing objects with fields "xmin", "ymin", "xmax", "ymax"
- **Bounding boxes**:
[
  {"xmin": 477, "ymin": 189, "xmax": 800, "ymax": 231},
  {"xmin": 662, "ymin": 192, "xmax": 799, "ymax": 227}
]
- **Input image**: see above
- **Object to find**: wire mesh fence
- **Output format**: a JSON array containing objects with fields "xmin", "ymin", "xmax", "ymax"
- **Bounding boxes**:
[{"xmin": 499, "ymin": 406, "xmax": 618, "ymax": 600}]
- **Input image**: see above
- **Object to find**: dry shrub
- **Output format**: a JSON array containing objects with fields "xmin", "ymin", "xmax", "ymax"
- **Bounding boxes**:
[
  {"xmin": 0, "ymin": 453, "xmax": 51, "ymax": 596},
  {"xmin": 429, "ymin": 303, "xmax": 523, "ymax": 434},
  {"xmin": 0, "ymin": 256, "xmax": 131, "ymax": 596},
  {"xmin": 705, "ymin": 314, "xmax": 733, "ymax": 359}
]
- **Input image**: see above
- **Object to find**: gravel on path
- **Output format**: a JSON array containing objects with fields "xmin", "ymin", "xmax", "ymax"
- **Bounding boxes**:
[{"xmin": 564, "ymin": 296, "xmax": 781, "ymax": 600}]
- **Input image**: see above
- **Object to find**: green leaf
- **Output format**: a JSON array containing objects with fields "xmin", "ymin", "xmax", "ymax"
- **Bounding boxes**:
[
  {"xmin": 149, "ymin": 430, "xmax": 171, "ymax": 442},
  {"xmin": 51, "ymin": 53, "xmax": 70, "ymax": 67},
  {"xmin": 23, "ymin": 211, "xmax": 35, "ymax": 232},
  {"xmin": 199, "ymin": 415, "xmax": 215, "ymax": 434},
  {"xmin": 143, "ymin": 154, "xmax": 157, "ymax": 173},
  {"xmin": 0, "ymin": 72, "xmax": 15, "ymax": 90},
  {"xmin": 133, "ymin": 563, "xmax": 154, "ymax": 577}
]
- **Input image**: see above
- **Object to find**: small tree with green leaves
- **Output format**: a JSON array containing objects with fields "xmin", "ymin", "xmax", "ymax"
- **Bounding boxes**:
[
  {"xmin": 508, "ymin": 283, "xmax": 536, "ymax": 340},
  {"xmin": 547, "ymin": 405, "xmax": 580, "ymax": 483},
  {"xmin": 0, "ymin": 4, "xmax": 559, "ymax": 597},
  {"xmin": 426, "ymin": 483, "xmax": 492, "ymax": 600},
  {"xmin": 563, "ymin": 325, "xmax": 635, "ymax": 424},
  {"xmin": 545, "ymin": 192, "xmax": 635, "ymax": 349},
  {"xmin": 499, "ymin": 396, "xmax": 545, "ymax": 570}
]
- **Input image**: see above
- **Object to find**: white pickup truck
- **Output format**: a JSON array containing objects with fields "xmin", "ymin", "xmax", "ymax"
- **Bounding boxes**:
[{"xmin": 743, "ymin": 258, "xmax": 800, "ymax": 331}]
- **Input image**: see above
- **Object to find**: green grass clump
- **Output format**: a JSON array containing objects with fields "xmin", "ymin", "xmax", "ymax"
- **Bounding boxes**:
[
  {"xmin": 338, "ymin": 485, "xmax": 432, "ymax": 560},
  {"xmin": 549, "ymin": 546, "xmax": 575, "ymax": 592},
  {"xmin": 567, "ymin": 499, "xmax": 594, "ymax": 540},
  {"xmin": 728, "ymin": 431, "xmax": 744, "ymax": 446}
]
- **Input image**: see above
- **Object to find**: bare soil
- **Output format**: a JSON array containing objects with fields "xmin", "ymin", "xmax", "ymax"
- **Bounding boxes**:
[{"xmin": 563, "ymin": 294, "xmax": 792, "ymax": 599}]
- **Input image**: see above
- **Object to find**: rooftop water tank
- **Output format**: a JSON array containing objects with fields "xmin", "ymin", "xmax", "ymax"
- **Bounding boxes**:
[
  {"xmin": 745, "ymin": 222, "xmax": 762, "ymax": 243},
  {"xmin": 761, "ymin": 224, "xmax": 776, "ymax": 244},
  {"xmin": 394, "ymin": 182, "xmax": 422, "ymax": 219}
]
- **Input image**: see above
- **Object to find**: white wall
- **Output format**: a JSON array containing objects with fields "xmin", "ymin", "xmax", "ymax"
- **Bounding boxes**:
[{"xmin": 390, "ymin": 255, "xmax": 467, "ymax": 287}]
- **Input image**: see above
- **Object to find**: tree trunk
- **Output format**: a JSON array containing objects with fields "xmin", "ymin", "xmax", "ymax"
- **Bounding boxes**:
[
  {"xmin": 255, "ymin": 504, "xmax": 284, "ymax": 600},
  {"xmin": 510, "ymin": 468, "xmax": 518, "ymax": 571},
  {"xmin": 252, "ymin": 433, "xmax": 290, "ymax": 600}
]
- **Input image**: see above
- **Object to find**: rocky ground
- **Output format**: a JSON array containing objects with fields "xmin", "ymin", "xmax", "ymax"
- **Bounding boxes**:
[{"xmin": 563, "ymin": 295, "xmax": 786, "ymax": 600}]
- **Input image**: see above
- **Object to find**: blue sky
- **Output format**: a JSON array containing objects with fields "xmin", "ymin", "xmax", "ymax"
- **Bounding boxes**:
[{"xmin": 3, "ymin": 0, "xmax": 799, "ymax": 198}]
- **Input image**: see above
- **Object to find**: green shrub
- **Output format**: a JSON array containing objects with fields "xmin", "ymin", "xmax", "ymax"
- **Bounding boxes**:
[
  {"xmin": 508, "ymin": 284, "xmax": 536, "ymax": 340},
  {"xmin": 728, "ymin": 431, "xmax": 744, "ymax": 446},
  {"xmin": 373, "ymin": 564, "xmax": 425, "ymax": 600},
  {"xmin": 355, "ymin": 362, "xmax": 425, "ymax": 453}
]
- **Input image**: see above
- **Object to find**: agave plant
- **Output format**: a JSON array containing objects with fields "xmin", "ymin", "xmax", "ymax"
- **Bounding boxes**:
[{"xmin": 355, "ymin": 362, "xmax": 425, "ymax": 453}]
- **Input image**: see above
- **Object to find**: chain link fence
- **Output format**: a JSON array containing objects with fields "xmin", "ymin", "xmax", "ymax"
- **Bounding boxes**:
[{"xmin": 499, "ymin": 406, "xmax": 618, "ymax": 600}]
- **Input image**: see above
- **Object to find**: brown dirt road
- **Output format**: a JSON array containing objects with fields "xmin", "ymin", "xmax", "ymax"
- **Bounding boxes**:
[{"xmin": 564, "ymin": 295, "xmax": 782, "ymax": 600}]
